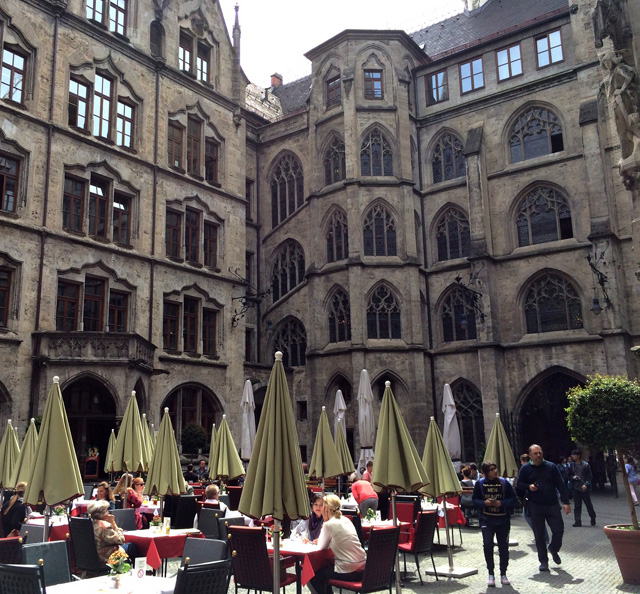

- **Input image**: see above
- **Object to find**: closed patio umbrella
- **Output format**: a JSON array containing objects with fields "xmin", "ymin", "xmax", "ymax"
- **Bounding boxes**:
[
  {"xmin": 240, "ymin": 380, "xmax": 257, "ymax": 461},
  {"xmin": 335, "ymin": 419, "xmax": 355, "ymax": 476},
  {"xmin": 210, "ymin": 414, "xmax": 245, "ymax": 482},
  {"xmin": 483, "ymin": 412, "xmax": 518, "ymax": 478},
  {"xmin": 309, "ymin": 406, "xmax": 343, "ymax": 491},
  {"xmin": 239, "ymin": 352, "xmax": 309, "ymax": 594},
  {"xmin": 144, "ymin": 407, "xmax": 185, "ymax": 498},
  {"xmin": 111, "ymin": 391, "xmax": 147, "ymax": 474},
  {"xmin": 374, "ymin": 381, "xmax": 430, "ymax": 594},
  {"xmin": 442, "ymin": 384, "xmax": 461, "ymax": 462},
  {"xmin": 357, "ymin": 369, "xmax": 376, "ymax": 477},
  {"xmin": 11, "ymin": 418, "xmax": 38, "ymax": 488},
  {"xmin": 24, "ymin": 376, "xmax": 83, "ymax": 540},
  {"xmin": 104, "ymin": 428, "xmax": 116, "ymax": 476},
  {"xmin": 333, "ymin": 389, "xmax": 347, "ymax": 439},
  {"xmin": 208, "ymin": 423, "xmax": 217, "ymax": 470},
  {"xmin": 422, "ymin": 417, "xmax": 476, "ymax": 578},
  {"xmin": 0, "ymin": 419, "xmax": 20, "ymax": 490},
  {"xmin": 141, "ymin": 413, "xmax": 154, "ymax": 465}
]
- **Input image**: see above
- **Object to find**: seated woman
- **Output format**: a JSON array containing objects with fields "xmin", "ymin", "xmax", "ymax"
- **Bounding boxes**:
[
  {"xmin": 95, "ymin": 481, "xmax": 115, "ymax": 512},
  {"xmin": 113, "ymin": 474, "xmax": 146, "ymax": 529},
  {"xmin": 204, "ymin": 484, "xmax": 228, "ymax": 513},
  {"xmin": 294, "ymin": 494, "xmax": 324, "ymax": 543},
  {"xmin": 309, "ymin": 494, "xmax": 366, "ymax": 594},
  {"xmin": 88, "ymin": 500, "xmax": 137, "ymax": 564},
  {"xmin": 2, "ymin": 482, "xmax": 30, "ymax": 537}
]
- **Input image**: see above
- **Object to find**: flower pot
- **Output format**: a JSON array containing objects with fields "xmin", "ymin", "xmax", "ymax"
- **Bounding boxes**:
[{"xmin": 604, "ymin": 524, "xmax": 640, "ymax": 584}]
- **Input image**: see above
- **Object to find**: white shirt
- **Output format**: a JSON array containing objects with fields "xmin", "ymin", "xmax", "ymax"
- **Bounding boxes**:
[
  {"xmin": 204, "ymin": 498, "xmax": 228, "ymax": 513},
  {"xmin": 317, "ymin": 516, "xmax": 366, "ymax": 574}
]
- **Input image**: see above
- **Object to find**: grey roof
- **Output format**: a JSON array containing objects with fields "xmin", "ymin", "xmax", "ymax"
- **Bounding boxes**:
[
  {"xmin": 271, "ymin": 74, "xmax": 312, "ymax": 116},
  {"xmin": 411, "ymin": 0, "xmax": 569, "ymax": 60}
]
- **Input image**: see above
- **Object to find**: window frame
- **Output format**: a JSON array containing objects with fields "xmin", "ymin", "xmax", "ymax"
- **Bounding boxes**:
[
  {"xmin": 163, "ymin": 301, "xmax": 180, "ymax": 350},
  {"xmin": 56, "ymin": 280, "xmax": 80, "ymax": 331},
  {"xmin": 179, "ymin": 31, "xmax": 194, "ymax": 75},
  {"xmin": 203, "ymin": 222, "xmax": 218, "ymax": 269},
  {"xmin": 165, "ymin": 209, "xmax": 182, "ymax": 259},
  {"xmin": 1, "ymin": 46, "xmax": 26, "ymax": 105},
  {"xmin": 116, "ymin": 99, "xmax": 134, "ymax": 149},
  {"xmin": 425, "ymin": 69, "xmax": 448, "ymax": 105},
  {"xmin": 364, "ymin": 69, "xmax": 383, "ymax": 100},
  {"xmin": 184, "ymin": 207, "xmax": 200, "ymax": 263},
  {"xmin": 83, "ymin": 276, "xmax": 105, "ymax": 332},
  {"xmin": 183, "ymin": 296, "xmax": 199, "ymax": 353},
  {"xmin": 495, "ymin": 43, "xmax": 523, "ymax": 82},
  {"xmin": 366, "ymin": 285, "xmax": 401, "ymax": 340},
  {"xmin": 536, "ymin": 29, "xmax": 564, "ymax": 69},
  {"xmin": 88, "ymin": 176, "xmax": 109, "ymax": 239},
  {"xmin": 0, "ymin": 268, "xmax": 11, "ymax": 327},
  {"xmin": 112, "ymin": 191, "xmax": 131, "ymax": 245},
  {"xmin": 68, "ymin": 78, "xmax": 90, "ymax": 131},
  {"xmin": 168, "ymin": 123, "xmax": 184, "ymax": 170},
  {"xmin": 0, "ymin": 154, "xmax": 20, "ymax": 214},
  {"xmin": 326, "ymin": 75, "xmax": 341, "ymax": 108},
  {"xmin": 459, "ymin": 56, "xmax": 484, "ymax": 94},
  {"xmin": 196, "ymin": 42, "xmax": 210, "ymax": 83},
  {"xmin": 202, "ymin": 308, "xmax": 217, "ymax": 356},
  {"xmin": 108, "ymin": 290, "xmax": 128, "ymax": 332}
]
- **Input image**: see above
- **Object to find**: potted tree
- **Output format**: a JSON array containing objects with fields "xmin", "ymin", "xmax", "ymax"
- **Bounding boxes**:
[{"xmin": 566, "ymin": 374, "xmax": 640, "ymax": 584}]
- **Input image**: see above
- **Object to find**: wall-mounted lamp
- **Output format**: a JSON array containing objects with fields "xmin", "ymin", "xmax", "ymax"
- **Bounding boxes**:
[
  {"xmin": 229, "ymin": 267, "xmax": 272, "ymax": 327},
  {"xmin": 587, "ymin": 242, "xmax": 613, "ymax": 315},
  {"xmin": 455, "ymin": 264, "xmax": 486, "ymax": 327}
]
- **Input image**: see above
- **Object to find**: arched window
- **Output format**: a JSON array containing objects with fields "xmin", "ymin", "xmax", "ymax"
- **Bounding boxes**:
[
  {"xmin": 435, "ymin": 207, "xmax": 470, "ymax": 261},
  {"xmin": 363, "ymin": 204, "xmax": 397, "ymax": 256},
  {"xmin": 431, "ymin": 132, "xmax": 466, "ymax": 183},
  {"xmin": 150, "ymin": 21, "xmax": 165, "ymax": 58},
  {"xmin": 273, "ymin": 318, "xmax": 307, "ymax": 367},
  {"xmin": 326, "ymin": 210, "xmax": 349, "ymax": 262},
  {"xmin": 162, "ymin": 384, "xmax": 218, "ymax": 444},
  {"xmin": 360, "ymin": 129, "xmax": 393, "ymax": 176},
  {"xmin": 452, "ymin": 381, "xmax": 485, "ymax": 462},
  {"xmin": 270, "ymin": 154, "xmax": 304, "ymax": 227},
  {"xmin": 324, "ymin": 138, "xmax": 346, "ymax": 185},
  {"xmin": 328, "ymin": 289, "xmax": 351, "ymax": 343},
  {"xmin": 271, "ymin": 241, "xmax": 305, "ymax": 302},
  {"xmin": 524, "ymin": 273, "xmax": 583, "ymax": 333},
  {"xmin": 509, "ymin": 106, "xmax": 564, "ymax": 163},
  {"xmin": 441, "ymin": 287, "xmax": 478, "ymax": 342},
  {"xmin": 367, "ymin": 285, "xmax": 401, "ymax": 339},
  {"xmin": 516, "ymin": 186, "xmax": 572, "ymax": 246}
]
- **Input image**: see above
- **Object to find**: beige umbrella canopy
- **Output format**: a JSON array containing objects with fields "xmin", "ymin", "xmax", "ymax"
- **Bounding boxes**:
[
  {"xmin": 309, "ymin": 406, "xmax": 343, "ymax": 484},
  {"xmin": 104, "ymin": 428, "xmax": 116, "ymax": 474},
  {"xmin": 111, "ymin": 391, "xmax": 147, "ymax": 473},
  {"xmin": 24, "ymin": 376, "xmax": 83, "ymax": 507},
  {"xmin": 335, "ymin": 419, "xmax": 355, "ymax": 476},
  {"xmin": 483, "ymin": 412, "xmax": 519, "ymax": 478},
  {"xmin": 0, "ymin": 419, "xmax": 20, "ymax": 489},
  {"xmin": 144, "ymin": 408, "xmax": 185, "ymax": 497},
  {"xmin": 11, "ymin": 418, "xmax": 38, "ymax": 487},
  {"xmin": 208, "ymin": 423, "xmax": 217, "ymax": 469},
  {"xmin": 209, "ymin": 415, "xmax": 245, "ymax": 482},
  {"xmin": 141, "ymin": 413, "xmax": 154, "ymax": 466}
]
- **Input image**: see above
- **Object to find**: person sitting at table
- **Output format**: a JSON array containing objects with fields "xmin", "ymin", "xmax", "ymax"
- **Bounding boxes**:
[
  {"xmin": 350, "ymin": 478, "xmax": 378, "ymax": 518},
  {"xmin": 2, "ymin": 482, "xmax": 30, "ymax": 537},
  {"xmin": 204, "ymin": 484, "xmax": 228, "ymax": 512},
  {"xmin": 88, "ymin": 500, "xmax": 137, "ymax": 564},
  {"xmin": 294, "ymin": 494, "xmax": 324, "ymax": 543},
  {"xmin": 96, "ymin": 481, "xmax": 115, "ymax": 512},
  {"xmin": 184, "ymin": 464, "xmax": 199, "ymax": 482},
  {"xmin": 308, "ymin": 494, "xmax": 366, "ymax": 594},
  {"xmin": 114, "ymin": 474, "xmax": 147, "ymax": 529},
  {"xmin": 195, "ymin": 459, "xmax": 209, "ymax": 481}
]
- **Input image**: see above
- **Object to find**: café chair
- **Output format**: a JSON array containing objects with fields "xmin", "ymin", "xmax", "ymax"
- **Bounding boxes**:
[
  {"xmin": 173, "ymin": 496, "xmax": 199, "ymax": 529},
  {"xmin": 20, "ymin": 524, "xmax": 45, "ymax": 544},
  {"xmin": 0, "ymin": 537, "xmax": 24, "ymax": 564},
  {"xmin": 341, "ymin": 509, "xmax": 365, "ymax": 548},
  {"xmin": 174, "ymin": 558, "xmax": 232, "ymax": 594},
  {"xmin": 68, "ymin": 517, "xmax": 109, "ymax": 577},
  {"xmin": 329, "ymin": 525, "xmax": 400, "ymax": 594},
  {"xmin": 23, "ymin": 539, "xmax": 78, "ymax": 587},
  {"xmin": 218, "ymin": 517, "xmax": 245, "ymax": 558},
  {"xmin": 199, "ymin": 508, "xmax": 222, "ymax": 539},
  {"xmin": 112, "ymin": 508, "xmax": 137, "ymax": 531},
  {"xmin": 227, "ymin": 486, "xmax": 242, "ymax": 511},
  {"xmin": 228, "ymin": 526, "xmax": 297, "ymax": 594},
  {"xmin": 0, "ymin": 562, "xmax": 46, "ymax": 594},
  {"xmin": 83, "ymin": 485, "xmax": 95, "ymax": 501},
  {"xmin": 398, "ymin": 511, "xmax": 439, "ymax": 584},
  {"xmin": 180, "ymin": 538, "xmax": 227, "ymax": 567}
]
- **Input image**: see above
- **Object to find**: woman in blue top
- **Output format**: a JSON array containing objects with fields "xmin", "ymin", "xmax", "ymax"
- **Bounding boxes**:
[{"xmin": 625, "ymin": 456, "xmax": 638, "ymax": 505}]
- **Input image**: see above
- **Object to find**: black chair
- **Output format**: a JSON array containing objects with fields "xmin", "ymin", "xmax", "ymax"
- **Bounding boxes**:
[
  {"xmin": 398, "ymin": 511, "xmax": 439, "ymax": 584},
  {"xmin": 198, "ymin": 508, "xmax": 222, "ymax": 539},
  {"xmin": 0, "ymin": 538, "xmax": 23, "ymax": 564},
  {"xmin": 169, "ymin": 496, "xmax": 198, "ymax": 529},
  {"xmin": 0, "ymin": 562, "xmax": 45, "ymax": 594},
  {"xmin": 68, "ymin": 517, "xmax": 109, "ymax": 576},
  {"xmin": 112, "ymin": 508, "xmax": 137, "ymax": 531},
  {"xmin": 218, "ymin": 517, "xmax": 245, "ymax": 543},
  {"xmin": 342, "ymin": 509, "xmax": 365, "ymax": 548},
  {"xmin": 23, "ymin": 539, "xmax": 77, "ymax": 587},
  {"xmin": 83, "ymin": 485, "xmax": 95, "ymax": 500},
  {"xmin": 180, "ymin": 538, "xmax": 227, "ymax": 567},
  {"xmin": 20, "ymin": 524, "xmax": 45, "ymax": 544},
  {"xmin": 175, "ymin": 558, "xmax": 232, "ymax": 594},
  {"xmin": 227, "ymin": 486, "xmax": 242, "ymax": 511},
  {"xmin": 114, "ymin": 496, "xmax": 123, "ymax": 510}
]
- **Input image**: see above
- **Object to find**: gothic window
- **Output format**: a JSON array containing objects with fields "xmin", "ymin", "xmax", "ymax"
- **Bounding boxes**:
[
  {"xmin": 431, "ymin": 133, "xmax": 466, "ymax": 183},
  {"xmin": 272, "ymin": 318, "xmax": 307, "ymax": 367},
  {"xmin": 326, "ymin": 210, "xmax": 349, "ymax": 262},
  {"xmin": 436, "ymin": 207, "xmax": 470, "ymax": 261},
  {"xmin": 441, "ymin": 287, "xmax": 478, "ymax": 342},
  {"xmin": 366, "ymin": 285, "xmax": 401, "ymax": 339},
  {"xmin": 360, "ymin": 129, "xmax": 393, "ymax": 176},
  {"xmin": 328, "ymin": 289, "xmax": 351, "ymax": 343},
  {"xmin": 524, "ymin": 273, "xmax": 583, "ymax": 334},
  {"xmin": 326, "ymin": 75, "xmax": 341, "ymax": 108},
  {"xmin": 364, "ymin": 69, "xmax": 383, "ymax": 99},
  {"xmin": 516, "ymin": 186, "xmax": 572, "ymax": 246},
  {"xmin": 150, "ymin": 21, "xmax": 165, "ymax": 58},
  {"xmin": 363, "ymin": 204, "xmax": 397, "ymax": 257},
  {"xmin": 0, "ymin": 269, "xmax": 10, "ymax": 327},
  {"xmin": 452, "ymin": 381, "xmax": 485, "ymax": 463},
  {"xmin": 324, "ymin": 138, "xmax": 346, "ymax": 186},
  {"xmin": 271, "ymin": 154, "xmax": 304, "ymax": 227},
  {"xmin": 271, "ymin": 241, "xmax": 305, "ymax": 302},
  {"xmin": 509, "ymin": 106, "xmax": 564, "ymax": 163}
]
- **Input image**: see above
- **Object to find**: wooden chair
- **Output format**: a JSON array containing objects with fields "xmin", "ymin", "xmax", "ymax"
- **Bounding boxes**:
[
  {"xmin": 228, "ymin": 526, "xmax": 297, "ymax": 594},
  {"xmin": 398, "ymin": 511, "xmax": 438, "ymax": 584},
  {"xmin": 329, "ymin": 525, "xmax": 400, "ymax": 594},
  {"xmin": 0, "ymin": 562, "xmax": 45, "ymax": 594},
  {"xmin": 0, "ymin": 538, "xmax": 23, "ymax": 564},
  {"xmin": 68, "ymin": 517, "xmax": 109, "ymax": 576},
  {"xmin": 22, "ymin": 539, "xmax": 77, "ymax": 587},
  {"xmin": 174, "ymin": 558, "xmax": 232, "ymax": 594}
]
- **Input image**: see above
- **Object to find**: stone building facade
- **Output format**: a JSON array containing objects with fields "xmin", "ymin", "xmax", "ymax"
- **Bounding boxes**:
[{"xmin": 0, "ymin": 0, "xmax": 638, "ymax": 468}]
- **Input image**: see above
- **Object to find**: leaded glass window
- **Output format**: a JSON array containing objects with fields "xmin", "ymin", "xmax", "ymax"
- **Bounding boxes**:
[
  {"xmin": 367, "ymin": 285, "xmax": 401, "ymax": 339},
  {"xmin": 271, "ymin": 154, "xmax": 304, "ymax": 227},
  {"xmin": 441, "ymin": 287, "xmax": 477, "ymax": 342},
  {"xmin": 326, "ymin": 210, "xmax": 349, "ymax": 262},
  {"xmin": 324, "ymin": 138, "xmax": 346, "ymax": 185},
  {"xmin": 363, "ymin": 204, "xmax": 397, "ymax": 257},
  {"xmin": 516, "ymin": 186, "xmax": 572, "ymax": 246},
  {"xmin": 436, "ymin": 207, "xmax": 470, "ymax": 261},
  {"xmin": 524, "ymin": 274, "xmax": 583, "ymax": 333},
  {"xmin": 510, "ymin": 106, "xmax": 564, "ymax": 163},
  {"xmin": 271, "ymin": 241, "xmax": 305, "ymax": 302},
  {"xmin": 328, "ymin": 289, "xmax": 351, "ymax": 343},
  {"xmin": 452, "ymin": 381, "xmax": 484, "ymax": 462},
  {"xmin": 432, "ymin": 133, "xmax": 466, "ymax": 183},
  {"xmin": 360, "ymin": 129, "xmax": 393, "ymax": 176},
  {"xmin": 273, "ymin": 318, "xmax": 307, "ymax": 367}
]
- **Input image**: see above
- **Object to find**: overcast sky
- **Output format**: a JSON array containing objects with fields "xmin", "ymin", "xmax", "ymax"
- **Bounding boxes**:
[{"xmin": 221, "ymin": 0, "xmax": 465, "ymax": 87}]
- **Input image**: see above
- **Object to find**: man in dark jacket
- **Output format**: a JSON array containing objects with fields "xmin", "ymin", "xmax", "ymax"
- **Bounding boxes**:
[
  {"xmin": 473, "ymin": 461, "xmax": 517, "ymax": 587},
  {"xmin": 516, "ymin": 444, "xmax": 571, "ymax": 572},
  {"xmin": 570, "ymin": 449, "xmax": 596, "ymax": 527}
]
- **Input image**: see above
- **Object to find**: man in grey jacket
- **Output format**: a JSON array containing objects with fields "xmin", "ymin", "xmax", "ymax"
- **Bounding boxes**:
[{"xmin": 570, "ymin": 449, "xmax": 596, "ymax": 527}]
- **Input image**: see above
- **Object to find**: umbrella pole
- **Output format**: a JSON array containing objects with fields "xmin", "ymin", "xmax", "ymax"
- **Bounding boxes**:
[
  {"xmin": 322, "ymin": 477, "xmax": 325, "ymax": 496},
  {"xmin": 44, "ymin": 505, "xmax": 51, "ymax": 542},
  {"xmin": 391, "ymin": 491, "xmax": 402, "ymax": 594},
  {"xmin": 442, "ymin": 495, "xmax": 454, "ymax": 570},
  {"xmin": 273, "ymin": 518, "xmax": 281, "ymax": 594}
]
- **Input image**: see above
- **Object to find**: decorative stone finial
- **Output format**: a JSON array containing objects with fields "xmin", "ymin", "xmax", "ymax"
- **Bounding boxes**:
[
  {"xmin": 385, "ymin": 381, "xmax": 391, "ymax": 387},
  {"xmin": 7, "ymin": 419, "xmax": 11, "ymax": 425},
  {"xmin": 164, "ymin": 407, "xmax": 169, "ymax": 413},
  {"xmin": 275, "ymin": 351, "xmax": 283, "ymax": 361},
  {"xmin": 30, "ymin": 418, "xmax": 35, "ymax": 423},
  {"xmin": 430, "ymin": 416, "xmax": 434, "ymax": 421},
  {"xmin": 322, "ymin": 406, "xmax": 326, "ymax": 412},
  {"xmin": 53, "ymin": 376, "xmax": 60, "ymax": 384},
  {"xmin": 496, "ymin": 412, "xmax": 500, "ymax": 418},
  {"xmin": 132, "ymin": 391, "xmax": 136, "ymax": 397},
  {"xmin": 223, "ymin": 414, "xmax": 227, "ymax": 419}
]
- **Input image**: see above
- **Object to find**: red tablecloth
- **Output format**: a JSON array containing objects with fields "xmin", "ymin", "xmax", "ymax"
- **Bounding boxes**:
[
  {"xmin": 437, "ymin": 505, "xmax": 466, "ymax": 529},
  {"xmin": 274, "ymin": 543, "xmax": 333, "ymax": 586},
  {"xmin": 124, "ymin": 531, "xmax": 200, "ymax": 570},
  {"xmin": 361, "ymin": 521, "xmax": 410, "ymax": 544},
  {"xmin": 25, "ymin": 518, "xmax": 69, "ymax": 542}
]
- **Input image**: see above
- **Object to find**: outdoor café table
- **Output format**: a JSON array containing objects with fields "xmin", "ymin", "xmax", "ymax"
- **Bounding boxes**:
[
  {"xmin": 139, "ymin": 500, "xmax": 162, "ymax": 515},
  {"xmin": 268, "ymin": 538, "xmax": 333, "ymax": 594},
  {"xmin": 123, "ymin": 527, "xmax": 202, "ymax": 575},
  {"xmin": 46, "ymin": 574, "xmax": 176, "ymax": 594},
  {"xmin": 361, "ymin": 519, "xmax": 411, "ymax": 543},
  {"xmin": 421, "ymin": 501, "xmax": 466, "ymax": 530},
  {"xmin": 70, "ymin": 498, "xmax": 90, "ymax": 517},
  {"xmin": 25, "ymin": 515, "xmax": 69, "ymax": 541}
]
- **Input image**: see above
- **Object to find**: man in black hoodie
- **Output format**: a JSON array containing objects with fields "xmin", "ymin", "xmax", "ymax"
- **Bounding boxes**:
[{"xmin": 516, "ymin": 444, "xmax": 571, "ymax": 572}]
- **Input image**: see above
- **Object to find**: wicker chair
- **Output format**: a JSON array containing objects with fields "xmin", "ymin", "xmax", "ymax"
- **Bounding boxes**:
[
  {"xmin": 22, "ymin": 539, "xmax": 77, "ymax": 587},
  {"xmin": 174, "ymin": 558, "xmax": 232, "ymax": 594},
  {"xmin": 0, "ymin": 562, "xmax": 45, "ymax": 594},
  {"xmin": 0, "ymin": 538, "xmax": 23, "ymax": 564},
  {"xmin": 398, "ymin": 511, "xmax": 438, "ymax": 584},
  {"xmin": 68, "ymin": 517, "xmax": 109, "ymax": 576}
]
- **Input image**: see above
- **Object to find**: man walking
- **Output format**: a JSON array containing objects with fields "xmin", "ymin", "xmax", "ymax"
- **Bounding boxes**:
[
  {"xmin": 570, "ymin": 449, "xmax": 596, "ymax": 526},
  {"xmin": 473, "ymin": 461, "xmax": 517, "ymax": 587},
  {"xmin": 516, "ymin": 444, "xmax": 571, "ymax": 572}
]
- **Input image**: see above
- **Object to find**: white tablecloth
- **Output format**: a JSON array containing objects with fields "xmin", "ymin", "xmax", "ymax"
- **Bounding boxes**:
[{"xmin": 46, "ymin": 575, "xmax": 175, "ymax": 594}]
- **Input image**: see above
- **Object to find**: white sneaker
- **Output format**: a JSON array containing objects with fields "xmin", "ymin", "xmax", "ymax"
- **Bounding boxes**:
[
  {"xmin": 488, "ymin": 575, "xmax": 496, "ymax": 587},
  {"xmin": 501, "ymin": 575, "xmax": 510, "ymax": 585}
]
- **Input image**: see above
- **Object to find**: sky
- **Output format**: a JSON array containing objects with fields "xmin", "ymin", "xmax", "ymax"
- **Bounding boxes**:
[{"xmin": 221, "ymin": 0, "xmax": 466, "ymax": 87}]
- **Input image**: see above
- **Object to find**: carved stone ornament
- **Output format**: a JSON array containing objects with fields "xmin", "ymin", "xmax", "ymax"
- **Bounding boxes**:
[
  {"xmin": 191, "ymin": 15, "xmax": 209, "ymax": 37},
  {"xmin": 592, "ymin": 0, "xmax": 632, "ymax": 51}
]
